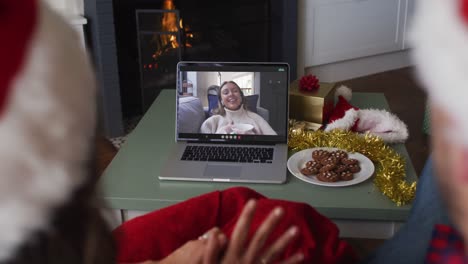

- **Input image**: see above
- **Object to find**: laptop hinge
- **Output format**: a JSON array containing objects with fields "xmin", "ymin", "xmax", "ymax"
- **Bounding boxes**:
[{"xmin": 187, "ymin": 141, "xmax": 278, "ymax": 146}]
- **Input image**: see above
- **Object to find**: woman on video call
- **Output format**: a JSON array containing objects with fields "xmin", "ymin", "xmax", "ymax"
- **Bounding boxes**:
[{"xmin": 200, "ymin": 81, "xmax": 277, "ymax": 135}]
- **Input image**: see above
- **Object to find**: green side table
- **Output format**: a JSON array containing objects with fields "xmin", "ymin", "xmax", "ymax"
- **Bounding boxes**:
[{"xmin": 100, "ymin": 90, "xmax": 417, "ymax": 239}]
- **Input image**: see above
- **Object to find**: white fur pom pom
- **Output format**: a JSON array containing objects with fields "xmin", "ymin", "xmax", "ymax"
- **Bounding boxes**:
[
  {"xmin": 0, "ymin": 2, "xmax": 96, "ymax": 261},
  {"xmin": 335, "ymin": 85, "xmax": 352, "ymax": 101}
]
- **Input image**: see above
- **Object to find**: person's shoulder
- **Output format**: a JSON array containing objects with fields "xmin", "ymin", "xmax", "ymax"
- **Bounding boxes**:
[{"xmin": 246, "ymin": 111, "xmax": 265, "ymax": 121}]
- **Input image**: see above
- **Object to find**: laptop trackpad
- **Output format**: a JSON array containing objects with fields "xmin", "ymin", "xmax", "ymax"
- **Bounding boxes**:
[{"xmin": 204, "ymin": 164, "xmax": 241, "ymax": 179}]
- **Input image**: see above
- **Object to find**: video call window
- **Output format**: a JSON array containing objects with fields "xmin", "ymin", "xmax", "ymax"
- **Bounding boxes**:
[{"xmin": 177, "ymin": 66, "xmax": 288, "ymax": 143}]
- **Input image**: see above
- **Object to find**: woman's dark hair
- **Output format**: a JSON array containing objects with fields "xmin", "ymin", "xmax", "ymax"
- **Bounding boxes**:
[
  {"xmin": 213, "ymin": 81, "xmax": 248, "ymax": 116},
  {"xmin": 8, "ymin": 140, "xmax": 116, "ymax": 264}
]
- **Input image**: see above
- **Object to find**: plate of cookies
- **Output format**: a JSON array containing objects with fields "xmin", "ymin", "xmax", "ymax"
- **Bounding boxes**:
[{"xmin": 287, "ymin": 147, "xmax": 375, "ymax": 187}]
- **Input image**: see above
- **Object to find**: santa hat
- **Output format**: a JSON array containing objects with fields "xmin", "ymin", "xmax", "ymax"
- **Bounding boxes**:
[
  {"xmin": 0, "ymin": 0, "xmax": 96, "ymax": 261},
  {"xmin": 324, "ymin": 86, "xmax": 360, "ymax": 132},
  {"xmin": 410, "ymin": 0, "xmax": 468, "ymax": 145},
  {"xmin": 324, "ymin": 86, "xmax": 409, "ymax": 143}
]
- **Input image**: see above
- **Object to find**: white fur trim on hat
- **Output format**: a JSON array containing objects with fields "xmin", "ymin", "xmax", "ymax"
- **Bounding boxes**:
[
  {"xmin": 0, "ymin": 2, "xmax": 96, "ymax": 261},
  {"xmin": 334, "ymin": 85, "xmax": 352, "ymax": 102},
  {"xmin": 410, "ymin": 0, "xmax": 468, "ymax": 145},
  {"xmin": 324, "ymin": 108, "xmax": 359, "ymax": 132},
  {"xmin": 356, "ymin": 109, "xmax": 409, "ymax": 144}
]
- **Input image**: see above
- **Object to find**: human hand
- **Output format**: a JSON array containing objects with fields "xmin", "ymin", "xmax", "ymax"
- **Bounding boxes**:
[
  {"xmin": 231, "ymin": 124, "xmax": 255, "ymax": 135},
  {"xmin": 219, "ymin": 121, "xmax": 235, "ymax": 134},
  {"xmin": 154, "ymin": 239, "xmax": 205, "ymax": 264},
  {"xmin": 153, "ymin": 227, "xmax": 225, "ymax": 264},
  {"xmin": 203, "ymin": 200, "xmax": 304, "ymax": 264}
]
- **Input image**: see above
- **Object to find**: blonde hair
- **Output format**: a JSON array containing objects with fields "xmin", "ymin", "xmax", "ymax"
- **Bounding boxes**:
[{"xmin": 213, "ymin": 81, "xmax": 248, "ymax": 116}]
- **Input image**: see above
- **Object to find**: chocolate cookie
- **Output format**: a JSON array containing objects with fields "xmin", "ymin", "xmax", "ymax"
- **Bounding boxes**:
[
  {"xmin": 348, "ymin": 164, "xmax": 361, "ymax": 173},
  {"xmin": 310, "ymin": 167, "xmax": 320, "ymax": 174},
  {"xmin": 312, "ymin": 150, "xmax": 330, "ymax": 161},
  {"xmin": 320, "ymin": 156, "xmax": 338, "ymax": 166},
  {"xmin": 334, "ymin": 164, "xmax": 348, "ymax": 173},
  {"xmin": 319, "ymin": 163, "xmax": 336, "ymax": 173},
  {"xmin": 317, "ymin": 171, "xmax": 339, "ymax": 182},
  {"xmin": 300, "ymin": 167, "xmax": 315, "ymax": 176},
  {"xmin": 339, "ymin": 171, "xmax": 354, "ymax": 181},
  {"xmin": 331, "ymin": 150, "xmax": 348, "ymax": 160},
  {"xmin": 306, "ymin": 160, "xmax": 322, "ymax": 170},
  {"xmin": 341, "ymin": 158, "xmax": 359, "ymax": 165}
]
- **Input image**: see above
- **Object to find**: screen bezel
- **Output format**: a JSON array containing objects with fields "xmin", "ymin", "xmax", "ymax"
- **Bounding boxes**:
[{"xmin": 175, "ymin": 61, "xmax": 289, "ymax": 144}]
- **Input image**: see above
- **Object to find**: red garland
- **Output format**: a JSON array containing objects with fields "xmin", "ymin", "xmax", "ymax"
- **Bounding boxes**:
[{"xmin": 299, "ymin": 74, "xmax": 320, "ymax": 92}]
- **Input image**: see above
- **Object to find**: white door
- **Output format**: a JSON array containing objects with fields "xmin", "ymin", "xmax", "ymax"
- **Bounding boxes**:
[{"xmin": 304, "ymin": 0, "xmax": 407, "ymax": 67}]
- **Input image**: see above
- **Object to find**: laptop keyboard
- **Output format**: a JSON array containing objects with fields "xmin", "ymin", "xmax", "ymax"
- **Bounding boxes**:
[{"xmin": 181, "ymin": 146, "xmax": 274, "ymax": 163}]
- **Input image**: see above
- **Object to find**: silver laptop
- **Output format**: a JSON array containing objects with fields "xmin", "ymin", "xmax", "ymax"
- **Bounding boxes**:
[{"xmin": 159, "ymin": 62, "xmax": 289, "ymax": 183}]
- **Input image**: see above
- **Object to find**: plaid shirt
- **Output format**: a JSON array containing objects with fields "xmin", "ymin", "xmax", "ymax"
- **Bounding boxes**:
[{"xmin": 426, "ymin": 224, "xmax": 467, "ymax": 263}]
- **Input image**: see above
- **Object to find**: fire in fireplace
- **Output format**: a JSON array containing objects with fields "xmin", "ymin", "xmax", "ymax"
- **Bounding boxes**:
[
  {"xmin": 150, "ymin": 0, "xmax": 194, "ymax": 62},
  {"xmin": 137, "ymin": 0, "xmax": 199, "ymax": 110}
]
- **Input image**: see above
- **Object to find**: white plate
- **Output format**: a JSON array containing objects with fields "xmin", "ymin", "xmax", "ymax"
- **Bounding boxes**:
[{"xmin": 287, "ymin": 147, "xmax": 375, "ymax": 187}]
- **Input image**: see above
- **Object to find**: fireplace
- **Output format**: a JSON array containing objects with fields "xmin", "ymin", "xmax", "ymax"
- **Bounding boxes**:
[{"xmin": 85, "ymin": 0, "xmax": 297, "ymax": 137}]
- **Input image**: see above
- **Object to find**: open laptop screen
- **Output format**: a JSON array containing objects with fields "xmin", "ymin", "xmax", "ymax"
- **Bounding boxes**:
[{"xmin": 176, "ymin": 62, "xmax": 289, "ymax": 143}]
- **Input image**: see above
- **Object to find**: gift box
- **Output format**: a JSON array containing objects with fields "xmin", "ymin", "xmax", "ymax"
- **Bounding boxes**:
[{"xmin": 289, "ymin": 80, "xmax": 336, "ymax": 126}]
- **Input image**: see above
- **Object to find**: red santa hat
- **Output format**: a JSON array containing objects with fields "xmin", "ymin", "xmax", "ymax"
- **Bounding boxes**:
[
  {"xmin": 0, "ymin": 0, "xmax": 96, "ymax": 261},
  {"xmin": 410, "ymin": 0, "xmax": 468, "ymax": 144},
  {"xmin": 324, "ymin": 86, "xmax": 409, "ymax": 143},
  {"xmin": 324, "ymin": 86, "xmax": 360, "ymax": 132}
]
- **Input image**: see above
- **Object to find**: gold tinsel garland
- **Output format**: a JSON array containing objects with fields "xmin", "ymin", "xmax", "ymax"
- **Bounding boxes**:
[{"xmin": 288, "ymin": 123, "xmax": 417, "ymax": 206}]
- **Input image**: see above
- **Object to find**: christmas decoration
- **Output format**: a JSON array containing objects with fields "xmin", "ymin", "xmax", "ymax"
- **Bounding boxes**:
[
  {"xmin": 299, "ymin": 74, "xmax": 320, "ymax": 92},
  {"xmin": 0, "ymin": 1, "xmax": 96, "ymax": 261},
  {"xmin": 289, "ymin": 81, "xmax": 335, "ymax": 126},
  {"xmin": 288, "ymin": 125, "xmax": 416, "ymax": 206},
  {"xmin": 324, "ymin": 86, "xmax": 409, "ymax": 144}
]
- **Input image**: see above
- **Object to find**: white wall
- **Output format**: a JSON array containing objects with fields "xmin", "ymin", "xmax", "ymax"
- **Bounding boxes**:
[{"xmin": 296, "ymin": 0, "xmax": 413, "ymax": 82}]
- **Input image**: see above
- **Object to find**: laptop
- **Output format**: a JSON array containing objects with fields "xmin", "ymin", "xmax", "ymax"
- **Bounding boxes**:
[{"xmin": 159, "ymin": 62, "xmax": 289, "ymax": 183}]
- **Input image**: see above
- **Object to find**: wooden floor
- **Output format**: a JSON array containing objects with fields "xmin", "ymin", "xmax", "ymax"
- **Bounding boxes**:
[{"xmin": 96, "ymin": 67, "xmax": 429, "ymax": 260}]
